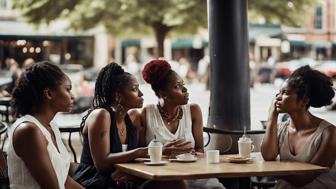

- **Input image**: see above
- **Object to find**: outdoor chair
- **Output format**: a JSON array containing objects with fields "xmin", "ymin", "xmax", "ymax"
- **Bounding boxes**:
[{"xmin": 0, "ymin": 148, "xmax": 8, "ymax": 189}]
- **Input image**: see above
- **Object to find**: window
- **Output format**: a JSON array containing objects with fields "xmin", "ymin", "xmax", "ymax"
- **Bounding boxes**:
[{"xmin": 314, "ymin": 6, "xmax": 323, "ymax": 29}]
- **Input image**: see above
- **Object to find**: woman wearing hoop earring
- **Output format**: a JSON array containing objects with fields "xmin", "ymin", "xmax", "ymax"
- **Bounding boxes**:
[{"xmin": 73, "ymin": 63, "xmax": 148, "ymax": 189}]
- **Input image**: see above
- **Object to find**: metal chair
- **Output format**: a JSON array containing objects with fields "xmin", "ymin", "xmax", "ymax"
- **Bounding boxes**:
[{"xmin": 0, "ymin": 141, "xmax": 8, "ymax": 189}]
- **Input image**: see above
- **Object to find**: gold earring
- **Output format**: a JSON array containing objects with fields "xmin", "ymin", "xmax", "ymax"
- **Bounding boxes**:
[{"xmin": 112, "ymin": 101, "xmax": 123, "ymax": 112}]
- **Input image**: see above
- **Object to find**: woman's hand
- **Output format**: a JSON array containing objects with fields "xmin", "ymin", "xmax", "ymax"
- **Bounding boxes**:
[
  {"xmin": 268, "ymin": 94, "xmax": 279, "ymax": 122},
  {"xmin": 133, "ymin": 147, "xmax": 148, "ymax": 158},
  {"xmin": 163, "ymin": 139, "xmax": 194, "ymax": 156},
  {"xmin": 111, "ymin": 170, "xmax": 139, "ymax": 184}
]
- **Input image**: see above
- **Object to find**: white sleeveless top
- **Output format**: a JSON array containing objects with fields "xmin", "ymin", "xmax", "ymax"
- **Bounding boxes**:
[
  {"xmin": 7, "ymin": 115, "xmax": 70, "ymax": 189},
  {"xmin": 276, "ymin": 120, "xmax": 336, "ymax": 189},
  {"xmin": 145, "ymin": 104, "xmax": 195, "ymax": 146},
  {"xmin": 145, "ymin": 104, "xmax": 225, "ymax": 189}
]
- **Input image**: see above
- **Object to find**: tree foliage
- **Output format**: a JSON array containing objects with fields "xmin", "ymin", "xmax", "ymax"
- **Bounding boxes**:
[
  {"xmin": 13, "ymin": 0, "xmax": 318, "ymax": 57},
  {"xmin": 248, "ymin": 0, "xmax": 318, "ymax": 26}
]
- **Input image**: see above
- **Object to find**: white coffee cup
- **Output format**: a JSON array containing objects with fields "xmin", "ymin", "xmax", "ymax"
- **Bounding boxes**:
[
  {"xmin": 148, "ymin": 140, "xmax": 163, "ymax": 163},
  {"xmin": 238, "ymin": 137, "xmax": 254, "ymax": 158},
  {"xmin": 206, "ymin": 150, "xmax": 220, "ymax": 164},
  {"xmin": 122, "ymin": 144, "xmax": 128, "ymax": 152}
]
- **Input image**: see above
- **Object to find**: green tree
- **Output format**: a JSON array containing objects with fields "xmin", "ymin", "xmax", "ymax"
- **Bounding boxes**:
[
  {"xmin": 13, "ymin": 0, "xmax": 207, "ymax": 58},
  {"xmin": 248, "ymin": 0, "xmax": 317, "ymax": 26},
  {"xmin": 13, "ymin": 0, "xmax": 317, "ymax": 57}
]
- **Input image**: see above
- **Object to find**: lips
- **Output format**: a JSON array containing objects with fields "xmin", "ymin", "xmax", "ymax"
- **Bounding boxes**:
[{"xmin": 185, "ymin": 93, "xmax": 189, "ymax": 100}]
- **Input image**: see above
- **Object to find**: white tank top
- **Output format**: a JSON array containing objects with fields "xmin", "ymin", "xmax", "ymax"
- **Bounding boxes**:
[
  {"xmin": 145, "ymin": 104, "xmax": 195, "ymax": 147},
  {"xmin": 7, "ymin": 115, "xmax": 70, "ymax": 189}
]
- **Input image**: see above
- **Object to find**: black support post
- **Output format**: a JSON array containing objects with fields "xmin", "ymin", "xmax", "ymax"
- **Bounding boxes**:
[{"xmin": 207, "ymin": 0, "xmax": 250, "ymax": 131}]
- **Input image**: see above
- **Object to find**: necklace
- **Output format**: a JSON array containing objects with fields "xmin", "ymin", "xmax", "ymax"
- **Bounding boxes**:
[
  {"xmin": 117, "ymin": 125, "xmax": 126, "ymax": 137},
  {"xmin": 157, "ymin": 104, "xmax": 183, "ymax": 125}
]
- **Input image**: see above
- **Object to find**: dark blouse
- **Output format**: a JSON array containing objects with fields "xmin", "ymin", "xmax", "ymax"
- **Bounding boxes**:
[{"xmin": 74, "ymin": 108, "xmax": 138, "ymax": 189}]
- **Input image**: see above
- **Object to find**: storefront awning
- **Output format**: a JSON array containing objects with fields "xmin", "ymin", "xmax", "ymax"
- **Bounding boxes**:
[
  {"xmin": 121, "ymin": 39, "xmax": 141, "ymax": 48},
  {"xmin": 289, "ymin": 40, "xmax": 311, "ymax": 48},
  {"xmin": 171, "ymin": 38, "xmax": 207, "ymax": 49},
  {"xmin": 308, "ymin": 41, "xmax": 328, "ymax": 49},
  {"xmin": 248, "ymin": 23, "xmax": 283, "ymax": 42}
]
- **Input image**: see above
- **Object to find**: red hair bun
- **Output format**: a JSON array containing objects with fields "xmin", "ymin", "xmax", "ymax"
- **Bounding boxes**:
[{"xmin": 142, "ymin": 59, "xmax": 172, "ymax": 86}]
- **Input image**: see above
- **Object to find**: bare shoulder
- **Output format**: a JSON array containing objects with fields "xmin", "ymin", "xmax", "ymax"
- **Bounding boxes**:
[
  {"xmin": 13, "ymin": 122, "xmax": 46, "ymax": 156},
  {"xmin": 140, "ymin": 106, "xmax": 147, "ymax": 118},
  {"xmin": 322, "ymin": 124, "xmax": 336, "ymax": 138},
  {"xmin": 14, "ymin": 122, "xmax": 44, "ymax": 141},
  {"xmin": 86, "ymin": 108, "xmax": 111, "ymax": 131},
  {"xmin": 189, "ymin": 103, "xmax": 202, "ymax": 114},
  {"xmin": 89, "ymin": 108, "xmax": 110, "ymax": 120},
  {"xmin": 128, "ymin": 109, "xmax": 141, "ymax": 121}
]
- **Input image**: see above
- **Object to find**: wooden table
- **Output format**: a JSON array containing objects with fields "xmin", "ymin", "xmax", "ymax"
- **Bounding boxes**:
[{"xmin": 115, "ymin": 153, "xmax": 329, "ymax": 181}]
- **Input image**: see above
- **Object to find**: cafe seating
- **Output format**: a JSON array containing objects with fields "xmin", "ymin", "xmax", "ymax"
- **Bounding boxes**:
[
  {"xmin": 203, "ymin": 126, "xmax": 276, "ymax": 188},
  {"xmin": 0, "ymin": 97, "xmax": 11, "ymax": 123},
  {"xmin": 0, "ymin": 121, "xmax": 7, "ymax": 152},
  {"xmin": 0, "ymin": 142, "xmax": 8, "ymax": 188}
]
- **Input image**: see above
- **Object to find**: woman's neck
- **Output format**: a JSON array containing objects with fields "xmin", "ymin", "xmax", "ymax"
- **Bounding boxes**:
[
  {"xmin": 31, "ymin": 108, "xmax": 55, "ymax": 128},
  {"xmin": 289, "ymin": 111, "xmax": 319, "ymax": 131},
  {"xmin": 161, "ymin": 104, "xmax": 179, "ymax": 115},
  {"xmin": 115, "ymin": 109, "xmax": 128, "ymax": 123}
]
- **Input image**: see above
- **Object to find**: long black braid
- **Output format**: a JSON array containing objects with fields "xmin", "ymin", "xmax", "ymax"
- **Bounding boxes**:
[
  {"xmin": 11, "ymin": 61, "xmax": 66, "ymax": 118},
  {"xmin": 80, "ymin": 63, "xmax": 132, "ymax": 132}
]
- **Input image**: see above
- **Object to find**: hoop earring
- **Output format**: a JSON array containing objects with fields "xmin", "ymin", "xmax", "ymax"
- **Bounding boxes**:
[
  {"xmin": 112, "ymin": 102, "xmax": 124, "ymax": 112},
  {"xmin": 159, "ymin": 97, "xmax": 167, "ymax": 107}
]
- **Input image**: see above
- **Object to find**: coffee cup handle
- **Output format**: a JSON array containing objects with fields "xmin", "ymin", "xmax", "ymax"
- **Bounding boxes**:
[{"xmin": 251, "ymin": 144, "xmax": 255, "ymax": 152}]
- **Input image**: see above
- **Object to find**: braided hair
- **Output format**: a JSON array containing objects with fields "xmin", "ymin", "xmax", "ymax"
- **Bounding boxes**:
[
  {"xmin": 287, "ymin": 65, "xmax": 335, "ymax": 108},
  {"xmin": 80, "ymin": 63, "xmax": 132, "ymax": 131},
  {"xmin": 11, "ymin": 61, "xmax": 66, "ymax": 118},
  {"xmin": 142, "ymin": 59, "xmax": 174, "ymax": 97}
]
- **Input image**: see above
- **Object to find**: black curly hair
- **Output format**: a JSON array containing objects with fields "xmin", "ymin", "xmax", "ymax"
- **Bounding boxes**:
[
  {"xmin": 11, "ymin": 61, "xmax": 66, "ymax": 118},
  {"xmin": 80, "ymin": 63, "xmax": 132, "ymax": 131},
  {"xmin": 287, "ymin": 65, "xmax": 335, "ymax": 108}
]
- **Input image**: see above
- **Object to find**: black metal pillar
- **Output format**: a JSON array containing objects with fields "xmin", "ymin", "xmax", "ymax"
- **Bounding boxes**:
[{"xmin": 207, "ymin": 0, "xmax": 250, "ymax": 131}]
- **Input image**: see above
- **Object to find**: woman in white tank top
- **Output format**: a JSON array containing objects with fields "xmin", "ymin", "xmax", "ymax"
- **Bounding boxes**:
[
  {"xmin": 139, "ymin": 60, "xmax": 225, "ymax": 189},
  {"xmin": 7, "ymin": 62, "xmax": 83, "ymax": 189},
  {"xmin": 261, "ymin": 66, "xmax": 336, "ymax": 188}
]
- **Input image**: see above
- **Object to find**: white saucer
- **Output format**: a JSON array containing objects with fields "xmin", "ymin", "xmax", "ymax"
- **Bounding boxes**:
[
  {"xmin": 144, "ymin": 161, "xmax": 168, "ymax": 166},
  {"xmin": 169, "ymin": 158, "xmax": 198, "ymax": 162},
  {"xmin": 226, "ymin": 157, "xmax": 253, "ymax": 163},
  {"xmin": 134, "ymin": 158, "xmax": 151, "ymax": 162}
]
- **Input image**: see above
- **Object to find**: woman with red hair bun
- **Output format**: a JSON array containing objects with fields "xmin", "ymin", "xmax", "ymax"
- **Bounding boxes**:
[{"xmin": 140, "ymin": 59, "xmax": 225, "ymax": 189}]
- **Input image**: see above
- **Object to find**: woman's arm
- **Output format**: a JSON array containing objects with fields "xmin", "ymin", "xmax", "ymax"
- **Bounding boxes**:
[
  {"xmin": 65, "ymin": 176, "xmax": 84, "ymax": 189},
  {"xmin": 13, "ymin": 123, "xmax": 60, "ymax": 189},
  {"xmin": 137, "ymin": 108, "xmax": 147, "ymax": 147},
  {"xmin": 87, "ymin": 109, "xmax": 147, "ymax": 175},
  {"xmin": 261, "ymin": 98, "xmax": 280, "ymax": 160},
  {"xmin": 281, "ymin": 125, "xmax": 336, "ymax": 187},
  {"xmin": 190, "ymin": 103, "xmax": 204, "ymax": 153}
]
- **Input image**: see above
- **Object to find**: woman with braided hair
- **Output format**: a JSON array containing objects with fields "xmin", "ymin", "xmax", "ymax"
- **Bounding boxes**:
[
  {"xmin": 140, "ymin": 59, "xmax": 225, "ymax": 189},
  {"xmin": 73, "ymin": 63, "xmax": 148, "ymax": 188},
  {"xmin": 261, "ymin": 65, "xmax": 336, "ymax": 188},
  {"xmin": 8, "ymin": 61, "xmax": 83, "ymax": 189}
]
